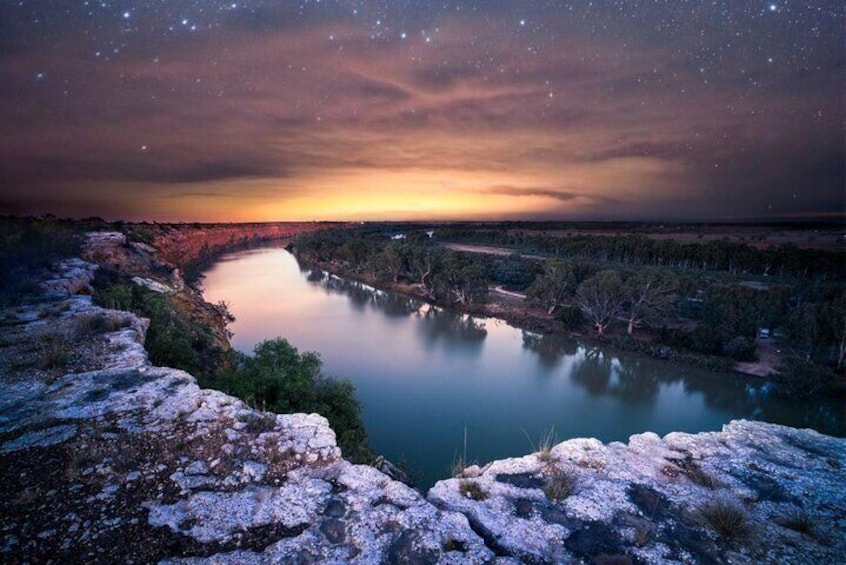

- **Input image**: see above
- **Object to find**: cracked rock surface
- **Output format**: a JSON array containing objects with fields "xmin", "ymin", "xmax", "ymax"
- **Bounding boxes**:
[{"xmin": 1, "ymin": 231, "xmax": 844, "ymax": 564}]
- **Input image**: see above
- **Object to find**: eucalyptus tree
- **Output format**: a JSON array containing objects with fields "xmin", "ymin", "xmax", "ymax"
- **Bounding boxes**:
[
  {"xmin": 576, "ymin": 270, "xmax": 625, "ymax": 334},
  {"xmin": 527, "ymin": 259, "xmax": 575, "ymax": 315},
  {"xmin": 623, "ymin": 268, "xmax": 679, "ymax": 336}
]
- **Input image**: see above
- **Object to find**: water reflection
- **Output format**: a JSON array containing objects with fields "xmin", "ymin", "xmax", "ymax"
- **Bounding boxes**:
[
  {"xmin": 308, "ymin": 270, "xmax": 423, "ymax": 318},
  {"xmin": 306, "ymin": 268, "xmax": 488, "ymax": 351},
  {"xmin": 201, "ymin": 247, "xmax": 845, "ymax": 488}
]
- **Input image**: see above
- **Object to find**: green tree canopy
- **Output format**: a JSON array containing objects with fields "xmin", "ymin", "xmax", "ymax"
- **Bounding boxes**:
[{"xmin": 527, "ymin": 259, "xmax": 575, "ymax": 315}]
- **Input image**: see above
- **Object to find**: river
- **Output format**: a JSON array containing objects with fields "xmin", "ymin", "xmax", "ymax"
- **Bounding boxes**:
[{"xmin": 201, "ymin": 247, "xmax": 844, "ymax": 487}]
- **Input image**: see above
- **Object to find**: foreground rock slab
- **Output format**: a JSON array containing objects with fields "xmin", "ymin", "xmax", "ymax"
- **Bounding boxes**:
[
  {"xmin": 1, "ymin": 231, "xmax": 844, "ymax": 564},
  {"xmin": 430, "ymin": 421, "xmax": 845, "ymax": 564}
]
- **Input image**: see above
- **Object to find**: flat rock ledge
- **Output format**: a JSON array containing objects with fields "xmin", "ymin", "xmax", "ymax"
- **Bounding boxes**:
[{"xmin": 1, "ymin": 233, "xmax": 844, "ymax": 564}]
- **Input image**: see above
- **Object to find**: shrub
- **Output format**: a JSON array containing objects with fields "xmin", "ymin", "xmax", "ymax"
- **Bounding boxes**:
[
  {"xmin": 772, "ymin": 356, "xmax": 837, "ymax": 397},
  {"xmin": 212, "ymin": 338, "xmax": 373, "ymax": 463},
  {"xmin": 93, "ymin": 281, "xmax": 219, "ymax": 378},
  {"xmin": 556, "ymin": 306, "xmax": 584, "ymax": 330},
  {"xmin": 0, "ymin": 217, "xmax": 84, "ymax": 306}
]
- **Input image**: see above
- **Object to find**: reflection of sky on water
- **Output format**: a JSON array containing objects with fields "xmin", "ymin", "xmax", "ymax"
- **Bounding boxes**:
[{"xmin": 202, "ymin": 247, "xmax": 845, "ymax": 488}]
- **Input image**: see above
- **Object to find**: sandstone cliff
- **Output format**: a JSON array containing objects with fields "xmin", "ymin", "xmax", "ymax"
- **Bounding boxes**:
[
  {"xmin": 1, "ymin": 231, "xmax": 843, "ymax": 564},
  {"xmin": 144, "ymin": 222, "xmax": 342, "ymax": 269}
]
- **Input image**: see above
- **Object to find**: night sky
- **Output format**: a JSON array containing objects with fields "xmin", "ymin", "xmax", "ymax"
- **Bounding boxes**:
[{"xmin": 1, "ymin": 1, "xmax": 843, "ymax": 222}]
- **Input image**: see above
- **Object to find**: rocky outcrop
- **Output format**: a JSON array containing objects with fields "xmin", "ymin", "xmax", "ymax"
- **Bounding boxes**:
[
  {"xmin": 1, "ymin": 231, "xmax": 844, "ymax": 564},
  {"xmin": 430, "ymin": 423, "xmax": 845, "ymax": 564}
]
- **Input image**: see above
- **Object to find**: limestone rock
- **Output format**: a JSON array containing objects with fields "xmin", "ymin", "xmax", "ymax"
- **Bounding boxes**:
[{"xmin": 429, "ymin": 421, "xmax": 846, "ymax": 564}]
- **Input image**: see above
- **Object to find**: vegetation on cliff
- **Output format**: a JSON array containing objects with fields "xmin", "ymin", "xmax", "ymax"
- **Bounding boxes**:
[
  {"xmin": 0, "ymin": 216, "xmax": 90, "ymax": 306},
  {"xmin": 210, "ymin": 339, "xmax": 372, "ymax": 463}
]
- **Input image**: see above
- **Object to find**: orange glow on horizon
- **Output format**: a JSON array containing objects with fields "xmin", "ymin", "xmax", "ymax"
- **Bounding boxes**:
[{"xmin": 87, "ymin": 156, "xmax": 685, "ymax": 223}]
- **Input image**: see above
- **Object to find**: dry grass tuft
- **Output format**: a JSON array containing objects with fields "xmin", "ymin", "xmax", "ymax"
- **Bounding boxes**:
[
  {"xmin": 458, "ymin": 479, "xmax": 488, "ymax": 501},
  {"xmin": 37, "ymin": 336, "xmax": 68, "ymax": 370},
  {"xmin": 543, "ymin": 467, "xmax": 577, "ymax": 502},
  {"xmin": 782, "ymin": 509, "xmax": 815, "ymax": 536},
  {"xmin": 698, "ymin": 498, "xmax": 752, "ymax": 541}
]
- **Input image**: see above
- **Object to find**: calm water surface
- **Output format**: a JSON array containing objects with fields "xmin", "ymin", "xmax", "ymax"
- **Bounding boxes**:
[{"xmin": 201, "ymin": 247, "xmax": 844, "ymax": 487}]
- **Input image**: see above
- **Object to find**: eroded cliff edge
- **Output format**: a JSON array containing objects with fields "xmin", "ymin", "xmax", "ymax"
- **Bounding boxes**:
[{"xmin": 1, "ymin": 231, "xmax": 843, "ymax": 564}]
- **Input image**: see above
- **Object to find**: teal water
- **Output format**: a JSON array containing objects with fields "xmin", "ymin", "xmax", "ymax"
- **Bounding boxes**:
[{"xmin": 201, "ymin": 247, "xmax": 845, "ymax": 488}]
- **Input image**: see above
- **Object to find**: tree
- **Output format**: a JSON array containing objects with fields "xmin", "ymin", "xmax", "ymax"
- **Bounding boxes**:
[
  {"xmin": 527, "ymin": 259, "xmax": 575, "ymax": 315},
  {"xmin": 787, "ymin": 303, "xmax": 821, "ymax": 362},
  {"xmin": 410, "ymin": 246, "xmax": 440, "ymax": 298},
  {"xmin": 623, "ymin": 268, "xmax": 679, "ymax": 335},
  {"xmin": 214, "ymin": 338, "xmax": 373, "ymax": 462},
  {"xmin": 381, "ymin": 241, "xmax": 407, "ymax": 283},
  {"xmin": 576, "ymin": 270, "xmax": 625, "ymax": 334},
  {"xmin": 434, "ymin": 251, "xmax": 489, "ymax": 305},
  {"xmin": 821, "ymin": 290, "xmax": 846, "ymax": 369}
]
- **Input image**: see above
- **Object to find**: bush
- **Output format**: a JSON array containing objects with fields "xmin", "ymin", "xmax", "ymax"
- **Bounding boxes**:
[
  {"xmin": 212, "ymin": 338, "xmax": 373, "ymax": 463},
  {"xmin": 722, "ymin": 336, "xmax": 757, "ymax": 361},
  {"xmin": 93, "ymin": 280, "xmax": 219, "ymax": 378},
  {"xmin": 556, "ymin": 306, "xmax": 584, "ymax": 330},
  {"xmin": 772, "ymin": 356, "xmax": 837, "ymax": 397}
]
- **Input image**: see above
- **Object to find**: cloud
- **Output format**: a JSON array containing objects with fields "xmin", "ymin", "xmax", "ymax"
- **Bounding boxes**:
[
  {"xmin": 0, "ymin": 5, "xmax": 842, "ymax": 221},
  {"xmin": 484, "ymin": 185, "xmax": 620, "ymax": 205}
]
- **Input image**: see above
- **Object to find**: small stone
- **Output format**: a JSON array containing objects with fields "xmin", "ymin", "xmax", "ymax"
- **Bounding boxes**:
[
  {"xmin": 242, "ymin": 460, "xmax": 267, "ymax": 481},
  {"xmin": 185, "ymin": 461, "xmax": 209, "ymax": 476}
]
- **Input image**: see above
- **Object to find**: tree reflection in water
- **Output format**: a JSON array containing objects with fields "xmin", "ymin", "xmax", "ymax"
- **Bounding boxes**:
[
  {"xmin": 415, "ymin": 307, "xmax": 487, "ymax": 352},
  {"xmin": 520, "ymin": 331, "xmax": 844, "ymax": 435},
  {"xmin": 306, "ymin": 269, "xmax": 488, "ymax": 348}
]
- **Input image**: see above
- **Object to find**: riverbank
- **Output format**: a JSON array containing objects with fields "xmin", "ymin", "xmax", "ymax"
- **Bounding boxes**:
[
  {"xmin": 292, "ymin": 255, "xmax": 747, "ymax": 375},
  {"xmin": 2, "ymin": 229, "xmax": 845, "ymax": 563}
]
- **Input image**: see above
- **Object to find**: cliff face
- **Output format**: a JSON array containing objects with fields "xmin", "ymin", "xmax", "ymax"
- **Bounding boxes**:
[
  {"xmin": 146, "ymin": 222, "xmax": 342, "ymax": 269},
  {"xmin": 1, "ymin": 231, "xmax": 844, "ymax": 564}
]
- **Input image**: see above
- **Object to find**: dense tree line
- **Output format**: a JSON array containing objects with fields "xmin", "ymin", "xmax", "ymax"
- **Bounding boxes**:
[
  {"xmin": 294, "ymin": 227, "xmax": 846, "ymax": 391},
  {"xmin": 296, "ymin": 230, "xmax": 494, "ymax": 306},
  {"xmin": 436, "ymin": 227, "xmax": 844, "ymax": 280}
]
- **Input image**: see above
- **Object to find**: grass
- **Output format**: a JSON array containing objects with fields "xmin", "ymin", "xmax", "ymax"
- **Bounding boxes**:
[
  {"xmin": 75, "ymin": 313, "xmax": 107, "ymax": 336},
  {"xmin": 442, "ymin": 538, "xmax": 467, "ymax": 552},
  {"xmin": 458, "ymin": 479, "xmax": 488, "ymax": 501},
  {"xmin": 543, "ymin": 467, "xmax": 577, "ymax": 502},
  {"xmin": 698, "ymin": 498, "xmax": 752, "ymax": 541},
  {"xmin": 524, "ymin": 427, "xmax": 558, "ymax": 463},
  {"xmin": 451, "ymin": 455, "xmax": 468, "ymax": 478},
  {"xmin": 679, "ymin": 456, "xmax": 718, "ymax": 489},
  {"xmin": 782, "ymin": 509, "xmax": 815, "ymax": 536},
  {"xmin": 37, "ymin": 336, "xmax": 68, "ymax": 370},
  {"xmin": 240, "ymin": 412, "xmax": 278, "ymax": 434},
  {"xmin": 633, "ymin": 523, "xmax": 655, "ymax": 548}
]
